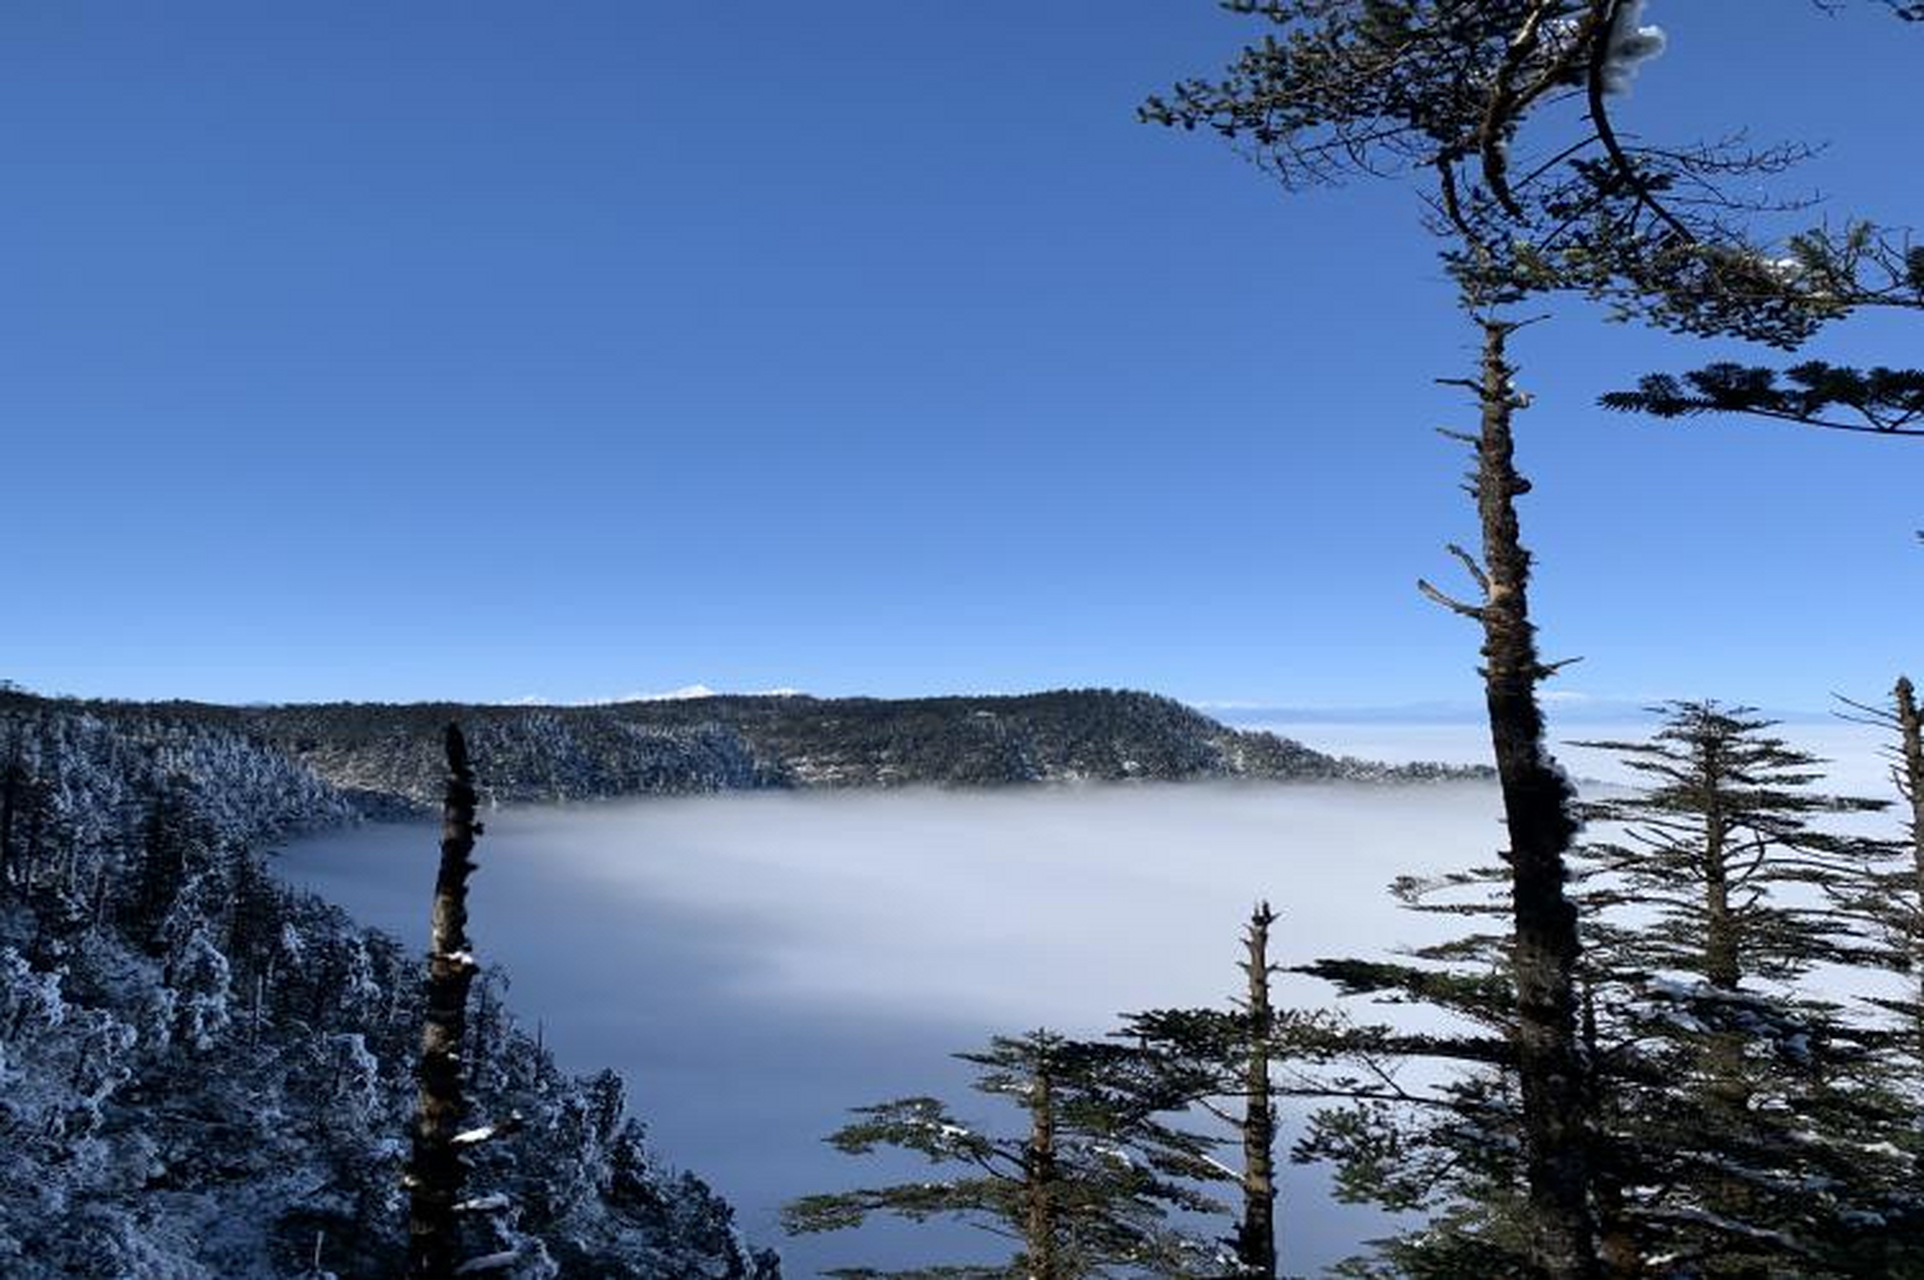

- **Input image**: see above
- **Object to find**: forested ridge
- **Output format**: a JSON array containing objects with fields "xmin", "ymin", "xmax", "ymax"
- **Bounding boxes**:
[{"xmin": 0, "ymin": 685, "xmax": 1481, "ymax": 815}]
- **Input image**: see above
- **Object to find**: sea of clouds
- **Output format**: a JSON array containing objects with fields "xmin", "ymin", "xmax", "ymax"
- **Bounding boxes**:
[{"xmin": 274, "ymin": 718, "xmax": 1895, "ymax": 1275}]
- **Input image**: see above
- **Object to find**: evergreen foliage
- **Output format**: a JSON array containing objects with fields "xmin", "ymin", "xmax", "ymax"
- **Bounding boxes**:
[
  {"xmin": 1601, "ymin": 360, "xmax": 1924, "ymax": 436},
  {"xmin": 1837, "ymin": 677, "xmax": 1924, "ymax": 1045},
  {"xmin": 1121, "ymin": 904, "xmax": 1329, "ymax": 1280},
  {"xmin": 785, "ymin": 1030, "xmax": 1228, "ymax": 1279},
  {"xmin": 1140, "ymin": 6, "xmax": 1894, "ymax": 1272},
  {"xmin": 1565, "ymin": 704, "xmax": 1923, "ymax": 1274},
  {"xmin": 1282, "ymin": 704, "xmax": 1924, "ymax": 1276}
]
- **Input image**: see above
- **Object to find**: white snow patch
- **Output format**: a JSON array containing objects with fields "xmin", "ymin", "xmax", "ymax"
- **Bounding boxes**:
[
  {"xmin": 1600, "ymin": 0, "xmax": 1666, "ymax": 94},
  {"xmin": 455, "ymin": 1193, "xmax": 512, "ymax": 1213}
]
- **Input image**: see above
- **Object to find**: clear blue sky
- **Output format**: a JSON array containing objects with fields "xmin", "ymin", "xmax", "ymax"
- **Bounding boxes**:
[{"xmin": 4, "ymin": 2, "xmax": 1918, "ymax": 711}]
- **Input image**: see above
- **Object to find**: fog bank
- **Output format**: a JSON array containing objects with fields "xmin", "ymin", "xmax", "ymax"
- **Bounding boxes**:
[{"xmin": 273, "ymin": 717, "xmax": 1894, "ymax": 1274}]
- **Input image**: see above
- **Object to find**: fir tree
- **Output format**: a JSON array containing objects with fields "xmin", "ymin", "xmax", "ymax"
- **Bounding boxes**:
[
  {"xmin": 1565, "ymin": 702, "xmax": 1923, "ymax": 1273},
  {"xmin": 1288, "ymin": 702, "xmax": 1924, "ymax": 1274},
  {"xmin": 1592, "ymin": 5, "xmax": 1923, "ymax": 439},
  {"xmin": 1144, "ymin": 8, "xmax": 1861, "ymax": 1271},
  {"xmin": 1835, "ymin": 677, "xmax": 1924, "ymax": 1056},
  {"xmin": 786, "ymin": 1029, "xmax": 1227, "ymax": 1279},
  {"xmin": 1121, "ymin": 903, "xmax": 1361, "ymax": 1279},
  {"xmin": 1572, "ymin": 702, "xmax": 1895, "ymax": 989},
  {"xmin": 128, "ymin": 778, "xmax": 205, "ymax": 955}
]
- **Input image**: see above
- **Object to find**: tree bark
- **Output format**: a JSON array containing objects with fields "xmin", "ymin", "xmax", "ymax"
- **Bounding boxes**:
[
  {"xmin": 1895, "ymin": 676, "xmax": 1924, "ymax": 1052},
  {"xmin": 406, "ymin": 724, "xmax": 483, "ymax": 1279},
  {"xmin": 1463, "ymin": 319, "xmax": 1600, "ymax": 1279},
  {"xmin": 1025, "ymin": 1050, "xmax": 1060, "ymax": 1280},
  {"xmin": 1698, "ymin": 740, "xmax": 1740, "ymax": 991},
  {"xmin": 1237, "ymin": 903, "xmax": 1279, "ymax": 1279}
]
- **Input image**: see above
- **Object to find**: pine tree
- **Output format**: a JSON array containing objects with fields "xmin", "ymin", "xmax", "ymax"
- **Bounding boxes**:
[
  {"xmin": 785, "ymin": 1029, "xmax": 1227, "ymax": 1279},
  {"xmin": 1144, "ymin": 8, "xmax": 1862, "ymax": 1270},
  {"xmin": 1564, "ymin": 702, "xmax": 1923, "ymax": 1273}
]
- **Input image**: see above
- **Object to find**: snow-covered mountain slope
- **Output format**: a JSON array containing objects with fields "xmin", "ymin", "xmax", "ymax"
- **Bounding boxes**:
[
  {"xmin": 0, "ymin": 702, "xmax": 779, "ymax": 1278},
  {"xmin": 5, "ymin": 686, "xmax": 1481, "ymax": 814}
]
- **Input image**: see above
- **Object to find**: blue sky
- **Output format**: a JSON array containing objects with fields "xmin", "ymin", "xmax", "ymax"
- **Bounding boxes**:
[{"xmin": 4, "ymin": 2, "xmax": 1919, "ymax": 711}]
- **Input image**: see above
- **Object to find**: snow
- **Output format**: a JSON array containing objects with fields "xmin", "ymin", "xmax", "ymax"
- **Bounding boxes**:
[
  {"xmin": 453, "ymin": 1250, "xmax": 520, "ymax": 1274},
  {"xmin": 0, "ymin": 702, "xmax": 782, "ymax": 1279},
  {"xmin": 1600, "ymin": 0, "xmax": 1667, "ymax": 95},
  {"xmin": 455, "ymin": 1194, "xmax": 512, "ymax": 1213}
]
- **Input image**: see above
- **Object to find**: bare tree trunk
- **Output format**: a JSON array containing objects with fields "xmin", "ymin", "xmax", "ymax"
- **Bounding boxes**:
[
  {"xmin": 1703, "ymin": 853, "xmax": 1740, "ymax": 990},
  {"xmin": 1237, "ymin": 903, "xmax": 1279, "ymax": 1280},
  {"xmin": 1426, "ymin": 319, "xmax": 1599, "ymax": 1278},
  {"xmin": 1025, "ymin": 1053, "xmax": 1060, "ymax": 1280},
  {"xmin": 1896, "ymin": 676, "xmax": 1924, "ymax": 1052},
  {"xmin": 406, "ymin": 724, "xmax": 483, "ymax": 1279},
  {"xmin": 1698, "ymin": 743, "xmax": 1740, "ymax": 992},
  {"xmin": 1698, "ymin": 765, "xmax": 1751, "ymax": 1223}
]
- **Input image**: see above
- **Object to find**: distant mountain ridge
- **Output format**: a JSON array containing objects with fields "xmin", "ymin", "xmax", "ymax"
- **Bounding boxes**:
[{"xmin": 0, "ymin": 685, "xmax": 1487, "ymax": 815}]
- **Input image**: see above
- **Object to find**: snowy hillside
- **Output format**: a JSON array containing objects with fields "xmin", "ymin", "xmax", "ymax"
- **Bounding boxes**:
[{"xmin": 0, "ymin": 701, "xmax": 780, "ymax": 1278}]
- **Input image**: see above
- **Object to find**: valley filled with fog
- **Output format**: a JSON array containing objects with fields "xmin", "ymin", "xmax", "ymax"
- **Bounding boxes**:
[{"xmin": 273, "ymin": 719, "xmax": 1891, "ymax": 1276}]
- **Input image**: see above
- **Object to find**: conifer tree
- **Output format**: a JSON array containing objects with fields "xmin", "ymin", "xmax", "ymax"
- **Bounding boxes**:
[
  {"xmin": 128, "ymin": 779, "xmax": 204, "ymax": 955},
  {"xmin": 1572, "ymin": 702, "xmax": 1894, "ymax": 989},
  {"xmin": 1147, "ymin": 9, "xmax": 1629, "ymax": 1268},
  {"xmin": 0, "ymin": 721, "xmax": 21, "ymax": 897},
  {"xmin": 1590, "ymin": 7, "xmax": 1923, "ymax": 440},
  {"xmin": 1144, "ymin": 8, "xmax": 1856, "ymax": 1271},
  {"xmin": 1122, "ymin": 903, "xmax": 1351, "ymax": 1279},
  {"xmin": 1231, "ymin": 905, "xmax": 1280, "ymax": 1280},
  {"xmin": 785, "ymin": 1029, "xmax": 1227, "ymax": 1279},
  {"xmin": 1836, "ymin": 676, "xmax": 1924, "ymax": 1053},
  {"xmin": 1295, "ymin": 702, "xmax": 1923, "ymax": 1274},
  {"xmin": 1564, "ymin": 702, "xmax": 1921, "ymax": 1273},
  {"xmin": 1891, "ymin": 676, "xmax": 1924, "ymax": 1038}
]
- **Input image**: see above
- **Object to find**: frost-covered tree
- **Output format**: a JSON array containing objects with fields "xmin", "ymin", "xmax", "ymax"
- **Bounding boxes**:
[
  {"xmin": 0, "ymin": 698, "xmax": 784, "ymax": 1278},
  {"xmin": 786, "ymin": 1030, "xmax": 1226, "ymax": 1279}
]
